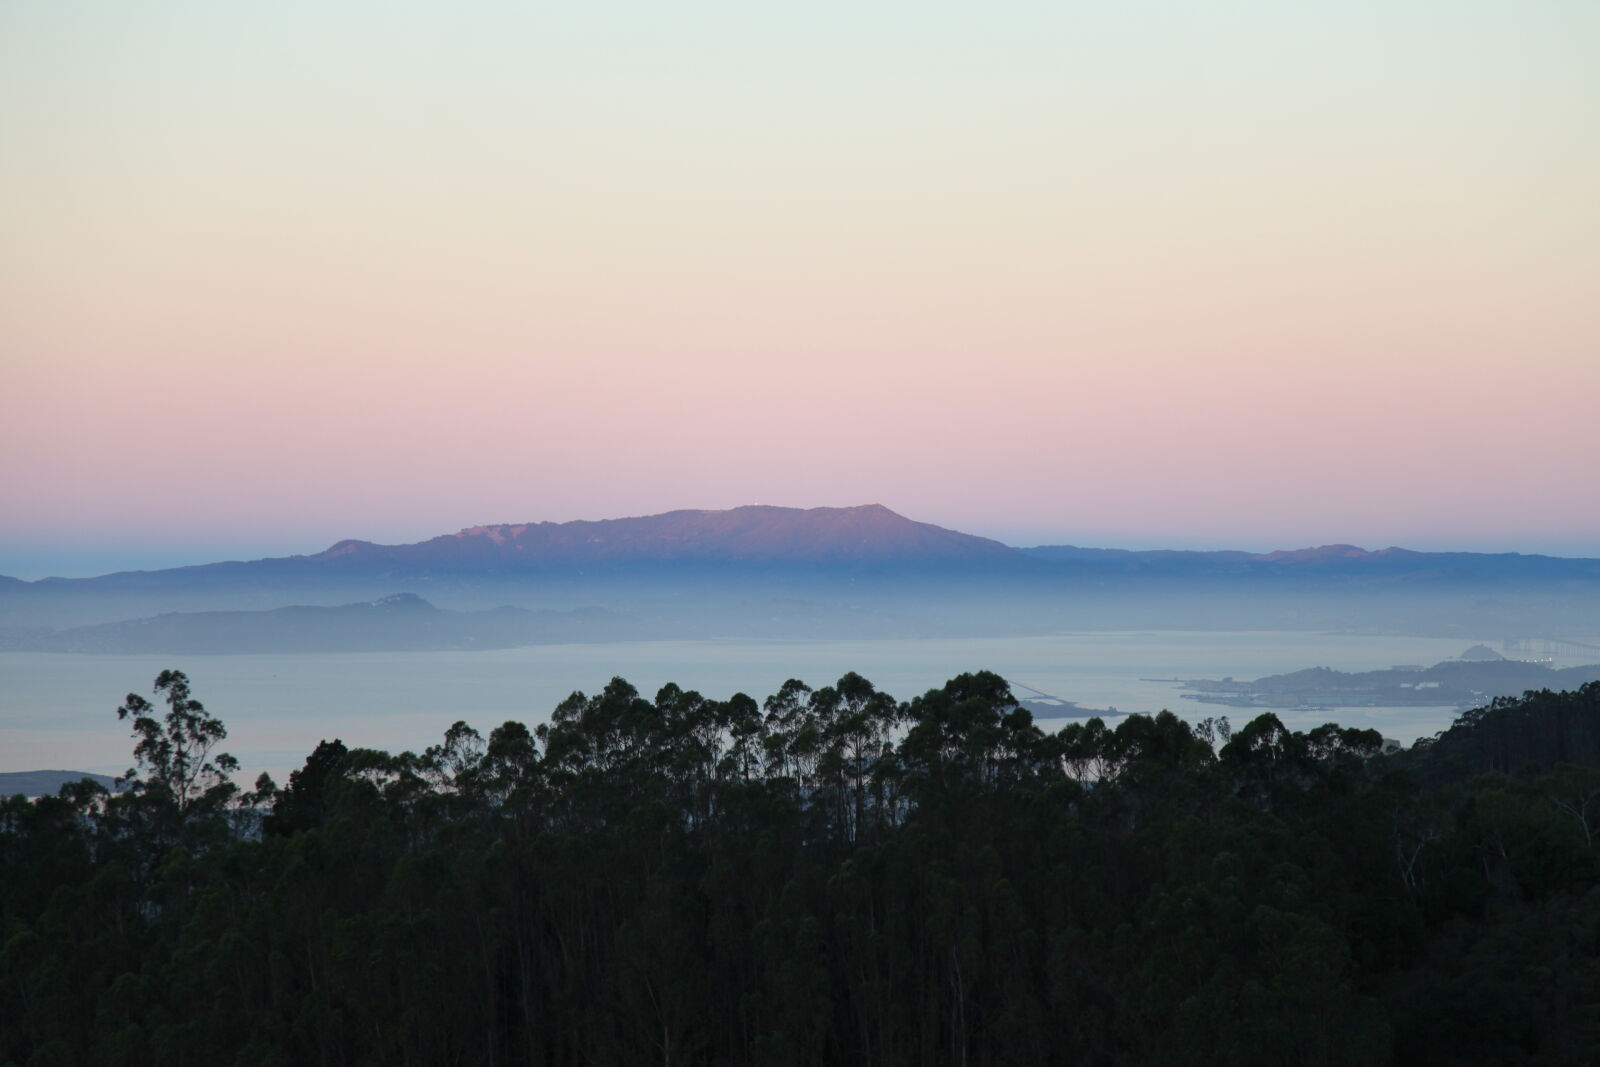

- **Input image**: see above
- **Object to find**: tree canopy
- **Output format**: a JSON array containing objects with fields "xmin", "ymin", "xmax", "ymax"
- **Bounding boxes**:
[{"xmin": 2, "ymin": 673, "xmax": 1597, "ymax": 1065}]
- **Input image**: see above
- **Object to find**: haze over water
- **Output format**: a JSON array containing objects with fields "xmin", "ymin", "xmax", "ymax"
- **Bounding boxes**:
[{"xmin": 2, "ymin": 630, "xmax": 1542, "ymax": 782}]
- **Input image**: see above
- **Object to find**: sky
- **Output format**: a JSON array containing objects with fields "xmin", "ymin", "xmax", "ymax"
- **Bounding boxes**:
[{"xmin": 3, "ymin": 0, "xmax": 1598, "ymax": 578}]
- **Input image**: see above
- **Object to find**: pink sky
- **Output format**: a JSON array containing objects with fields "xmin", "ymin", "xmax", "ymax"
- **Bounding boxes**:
[{"xmin": 3, "ymin": 2, "xmax": 1597, "ymax": 576}]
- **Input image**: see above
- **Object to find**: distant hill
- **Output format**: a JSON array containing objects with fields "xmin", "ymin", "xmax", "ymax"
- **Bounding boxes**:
[
  {"xmin": 5, "ymin": 506, "xmax": 1597, "ymax": 589},
  {"xmin": 1389, "ymin": 682, "xmax": 1600, "ymax": 787},
  {"xmin": 1021, "ymin": 542, "xmax": 1600, "ymax": 585},
  {"xmin": 1177, "ymin": 654, "xmax": 1600, "ymax": 710},
  {"xmin": 0, "ymin": 506, "xmax": 1031, "ymax": 621},
  {"xmin": 313, "ymin": 504, "xmax": 1019, "ymax": 567},
  {"xmin": 2, "ymin": 505, "xmax": 1598, "ymax": 636},
  {"xmin": 0, "ymin": 770, "xmax": 121, "ymax": 798},
  {"xmin": 3, "ymin": 594, "xmax": 645, "ymax": 653}
]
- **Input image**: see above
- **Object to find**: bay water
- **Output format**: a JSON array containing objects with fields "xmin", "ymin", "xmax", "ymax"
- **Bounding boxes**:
[{"xmin": 0, "ymin": 631, "xmax": 1531, "ymax": 782}]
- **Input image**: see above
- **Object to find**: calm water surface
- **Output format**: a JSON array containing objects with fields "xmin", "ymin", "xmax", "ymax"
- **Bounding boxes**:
[{"xmin": 0, "ymin": 631, "xmax": 1526, "ymax": 780}]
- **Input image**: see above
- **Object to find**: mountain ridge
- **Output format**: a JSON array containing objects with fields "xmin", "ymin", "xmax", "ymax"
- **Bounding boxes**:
[
  {"xmin": 3, "ymin": 505, "xmax": 1598, "ymax": 637},
  {"xmin": 304, "ymin": 504, "xmax": 1017, "ymax": 568},
  {"xmin": 7, "ymin": 504, "xmax": 1599, "ymax": 586}
]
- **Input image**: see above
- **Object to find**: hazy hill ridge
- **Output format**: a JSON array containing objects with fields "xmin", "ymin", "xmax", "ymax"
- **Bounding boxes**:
[
  {"xmin": 3, "ymin": 505, "xmax": 1598, "ymax": 635},
  {"xmin": 4, "ymin": 594, "xmax": 642, "ymax": 654},
  {"xmin": 5, "ymin": 505, "xmax": 1599, "ymax": 585},
  {"xmin": 1021, "ymin": 542, "xmax": 1600, "ymax": 584},
  {"xmin": 0, "ymin": 770, "xmax": 121, "ymax": 798}
]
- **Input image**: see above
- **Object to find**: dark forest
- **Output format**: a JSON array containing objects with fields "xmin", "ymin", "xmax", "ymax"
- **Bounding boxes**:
[{"xmin": 4, "ymin": 671, "xmax": 1599, "ymax": 1066}]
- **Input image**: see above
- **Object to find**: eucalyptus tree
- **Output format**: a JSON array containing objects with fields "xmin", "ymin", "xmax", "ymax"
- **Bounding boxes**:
[{"xmin": 115, "ymin": 670, "xmax": 239, "ymax": 835}]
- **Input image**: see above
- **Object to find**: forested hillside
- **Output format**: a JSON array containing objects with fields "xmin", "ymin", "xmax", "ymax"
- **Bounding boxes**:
[{"xmin": 4, "ymin": 673, "xmax": 1598, "ymax": 1065}]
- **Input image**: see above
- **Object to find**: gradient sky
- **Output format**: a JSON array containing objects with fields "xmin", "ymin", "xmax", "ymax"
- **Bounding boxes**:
[{"xmin": 3, "ymin": 1, "xmax": 1598, "ymax": 578}]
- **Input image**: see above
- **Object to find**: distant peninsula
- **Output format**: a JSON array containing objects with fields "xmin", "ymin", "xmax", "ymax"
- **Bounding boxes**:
[{"xmin": 1173, "ymin": 648, "xmax": 1600, "ymax": 710}]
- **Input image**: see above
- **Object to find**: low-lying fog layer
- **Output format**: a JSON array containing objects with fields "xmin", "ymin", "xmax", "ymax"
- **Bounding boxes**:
[{"xmin": 4, "ymin": 630, "xmax": 1570, "ymax": 784}]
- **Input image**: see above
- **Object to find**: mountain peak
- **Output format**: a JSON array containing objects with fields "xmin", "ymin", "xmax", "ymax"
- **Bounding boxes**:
[
  {"xmin": 320, "ymin": 539, "xmax": 376, "ymax": 558},
  {"xmin": 312, "ymin": 505, "xmax": 1015, "ymax": 567},
  {"xmin": 1254, "ymin": 544, "xmax": 1373, "ymax": 563},
  {"xmin": 370, "ymin": 593, "xmax": 434, "ymax": 610}
]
